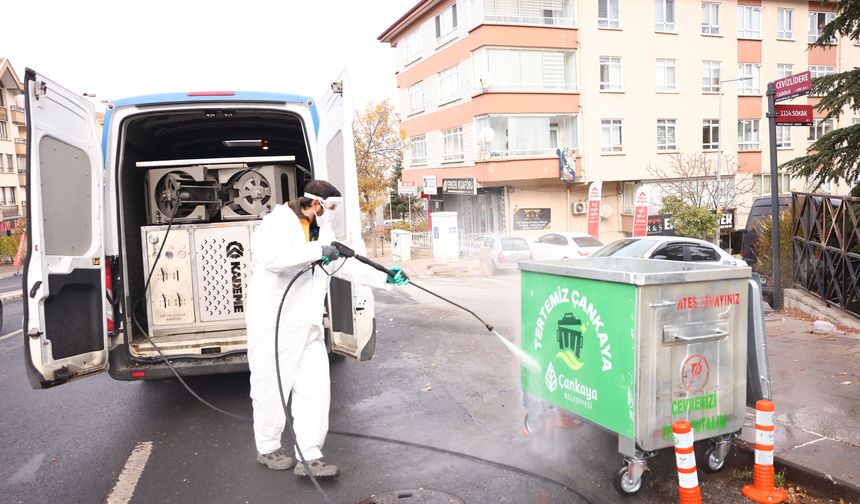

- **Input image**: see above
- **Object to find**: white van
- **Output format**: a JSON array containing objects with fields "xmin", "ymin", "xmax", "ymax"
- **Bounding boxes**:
[{"xmin": 23, "ymin": 69, "xmax": 377, "ymax": 388}]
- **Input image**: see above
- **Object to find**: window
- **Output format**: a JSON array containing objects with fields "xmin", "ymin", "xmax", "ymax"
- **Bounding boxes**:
[
  {"xmin": 410, "ymin": 135, "xmax": 427, "ymax": 166},
  {"xmin": 438, "ymin": 65, "xmax": 460, "ymax": 103},
  {"xmin": 598, "ymin": 0, "xmax": 620, "ymax": 28},
  {"xmin": 475, "ymin": 114, "xmax": 578, "ymax": 158},
  {"xmin": 777, "ymin": 64, "xmax": 793, "ymax": 79},
  {"xmin": 755, "ymin": 173, "xmax": 791, "ymax": 196},
  {"xmin": 854, "ymin": 118, "xmax": 860, "ymax": 125},
  {"xmin": 701, "ymin": 2, "xmax": 720, "ymax": 35},
  {"xmin": 599, "ymin": 56, "xmax": 623, "ymax": 91},
  {"xmin": 655, "ymin": 0, "xmax": 675, "ymax": 32},
  {"xmin": 776, "ymin": 125, "xmax": 792, "ymax": 148},
  {"xmin": 435, "ymin": 4, "xmax": 458, "ymax": 41},
  {"xmin": 16, "ymin": 155, "xmax": 25, "ymax": 173},
  {"xmin": 7, "ymin": 187, "xmax": 15, "ymax": 204},
  {"xmin": 808, "ymin": 11, "xmax": 836, "ymax": 44},
  {"xmin": 472, "ymin": 47, "xmax": 577, "ymax": 92},
  {"xmin": 407, "ymin": 82, "xmax": 424, "ymax": 115},
  {"xmin": 402, "ymin": 30, "xmax": 421, "ymax": 64},
  {"xmin": 702, "ymin": 119, "xmax": 720, "ymax": 151},
  {"xmin": 442, "ymin": 127, "xmax": 464, "ymax": 162},
  {"xmin": 702, "ymin": 60, "xmax": 720, "ymax": 92},
  {"xmin": 656, "ymin": 58, "xmax": 677, "ymax": 91},
  {"xmin": 737, "ymin": 5, "xmax": 761, "ymax": 39},
  {"xmin": 809, "ymin": 66, "xmax": 836, "ymax": 96},
  {"xmin": 601, "ymin": 119, "xmax": 623, "ymax": 153},
  {"xmin": 479, "ymin": 0, "xmax": 577, "ymax": 26},
  {"xmin": 4, "ymin": 155, "xmax": 11, "ymax": 173},
  {"xmin": 777, "ymin": 8, "xmax": 794, "ymax": 39},
  {"xmin": 656, "ymin": 119, "xmax": 677, "ymax": 151},
  {"xmin": 0, "ymin": 121, "xmax": 6, "ymax": 140},
  {"xmin": 652, "ymin": 243, "xmax": 686, "ymax": 261},
  {"xmin": 808, "ymin": 119, "xmax": 835, "ymax": 142},
  {"xmin": 738, "ymin": 63, "xmax": 761, "ymax": 95},
  {"xmin": 687, "ymin": 245, "xmax": 719, "ymax": 262},
  {"xmin": 738, "ymin": 119, "xmax": 760, "ymax": 150}
]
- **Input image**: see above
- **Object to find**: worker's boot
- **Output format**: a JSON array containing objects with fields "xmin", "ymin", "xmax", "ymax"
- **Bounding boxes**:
[
  {"xmin": 294, "ymin": 458, "xmax": 339, "ymax": 478},
  {"xmin": 256, "ymin": 448, "xmax": 295, "ymax": 470}
]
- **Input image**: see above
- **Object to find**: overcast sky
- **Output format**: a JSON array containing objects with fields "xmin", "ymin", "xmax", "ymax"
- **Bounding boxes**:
[{"xmin": 4, "ymin": 0, "xmax": 411, "ymax": 112}]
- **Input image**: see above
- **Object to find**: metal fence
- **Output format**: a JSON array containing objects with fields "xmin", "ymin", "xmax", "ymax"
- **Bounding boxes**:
[
  {"xmin": 411, "ymin": 231, "xmax": 432, "ymax": 249},
  {"xmin": 791, "ymin": 192, "xmax": 860, "ymax": 318}
]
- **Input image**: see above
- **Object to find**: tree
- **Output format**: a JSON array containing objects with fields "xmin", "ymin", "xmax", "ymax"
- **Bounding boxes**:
[
  {"xmin": 647, "ymin": 152, "xmax": 755, "ymax": 240},
  {"xmin": 752, "ymin": 209, "xmax": 792, "ymax": 291},
  {"xmin": 353, "ymin": 100, "xmax": 405, "ymax": 255},
  {"xmin": 661, "ymin": 195, "xmax": 720, "ymax": 241},
  {"xmin": 780, "ymin": 1, "xmax": 860, "ymax": 189}
]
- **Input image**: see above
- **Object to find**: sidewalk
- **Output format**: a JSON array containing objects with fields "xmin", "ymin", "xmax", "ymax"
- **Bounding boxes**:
[{"xmin": 736, "ymin": 310, "xmax": 860, "ymax": 499}]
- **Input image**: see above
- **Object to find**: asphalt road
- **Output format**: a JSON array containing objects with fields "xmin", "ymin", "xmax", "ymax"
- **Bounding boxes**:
[
  {"xmin": 0, "ymin": 276, "xmax": 821, "ymax": 504},
  {"xmin": 0, "ymin": 273, "xmax": 22, "ymax": 295}
]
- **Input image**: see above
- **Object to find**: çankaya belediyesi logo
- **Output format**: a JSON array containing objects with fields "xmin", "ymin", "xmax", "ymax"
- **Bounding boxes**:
[
  {"xmin": 545, "ymin": 362, "xmax": 558, "ymax": 392},
  {"xmin": 533, "ymin": 286, "xmax": 613, "ymax": 373}
]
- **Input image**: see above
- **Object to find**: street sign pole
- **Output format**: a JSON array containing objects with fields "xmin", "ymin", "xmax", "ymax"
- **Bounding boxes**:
[{"xmin": 766, "ymin": 82, "xmax": 782, "ymax": 311}]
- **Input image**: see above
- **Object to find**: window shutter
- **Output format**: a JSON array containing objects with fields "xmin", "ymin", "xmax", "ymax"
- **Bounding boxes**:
[
  {"xmin": 598, "ymin": 0, "xmax": 607, "ymax": 19},
  {"xmin": 542, "ymin": 51, "xmax": 565, "ymax": 89},
  {"xmin": 452, "ymin": 4, "xmax": 458, "ymax": 28},
  {"xmin": 435, "ymin": 15, "xmax": 441, "ymax": 38}
]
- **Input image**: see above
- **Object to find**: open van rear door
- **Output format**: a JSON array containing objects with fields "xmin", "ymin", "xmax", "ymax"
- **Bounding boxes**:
[
  {"xmin": 23, "ymin": 69, "xmax": 108, "ymax": 388},
  {"xmin": 318, "ymin": 71, "xmax": 376, "ymax": 361}
]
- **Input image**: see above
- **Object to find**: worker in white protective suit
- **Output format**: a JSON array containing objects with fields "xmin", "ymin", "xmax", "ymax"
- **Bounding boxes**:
[{"xmin": 245, "ymin": 180, "xmax": 408, "ymax": 478}]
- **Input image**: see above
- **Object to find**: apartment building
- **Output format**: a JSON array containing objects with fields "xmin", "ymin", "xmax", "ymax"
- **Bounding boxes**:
[
  {"xmin": 0, "ymin": 58, "xmax": 26, "ymax": 229},
  {"xmin": 379, "ymin": 0, "xmax": 860, "ymax": 242}
]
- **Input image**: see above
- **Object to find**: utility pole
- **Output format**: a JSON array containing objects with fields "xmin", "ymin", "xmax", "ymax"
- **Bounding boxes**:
[{"xmin": 766, "ymin": 82, "xmax": 782, "ymax": 311}]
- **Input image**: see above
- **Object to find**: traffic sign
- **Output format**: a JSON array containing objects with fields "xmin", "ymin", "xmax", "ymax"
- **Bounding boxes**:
[
  {"xmin": 775, "ymin": 104, "xmax": 814, "ymax": 126},
  {"xmin": 398, "ymin": 180, "xmax": 418, "ymax": 196},
  {"xmin": 774, "ymin": 71, "xmax": 812, "ymax": 102}
]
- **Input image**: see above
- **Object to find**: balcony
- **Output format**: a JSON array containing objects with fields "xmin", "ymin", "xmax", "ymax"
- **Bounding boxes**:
[
  {"xmin": 0, "ymin": 205, "xmax": 20, "ymax": 220},
  {"xmin": 475, "ymin": 114, "xmax": 578, "ymax": 161},
  {"xmin": 14, "ymin": 138, "xmax": 26, "ymax": 156},
  {"xmin": 18, "ymin": 173, "xmax": 26, "ymax": 186},
  {"xmin": 10, "ymin": 106, "xmax": 25, "ymax": 125},
  {"xmin": 473, "ymin": 0, "xmax": 577, "ymax": 28},
  {"xmin": 0, "ymin": 108, "xmax": 6, "ymax": 122}
]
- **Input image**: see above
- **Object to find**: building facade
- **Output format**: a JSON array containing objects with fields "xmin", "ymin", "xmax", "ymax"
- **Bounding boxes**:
[
  {"xmin": 379, "ymin": 0, "xmax": 860, "ymax": 244},
  {"xmin": 0, "ymin": 58, "xmax": 26, "ymax": 229}
]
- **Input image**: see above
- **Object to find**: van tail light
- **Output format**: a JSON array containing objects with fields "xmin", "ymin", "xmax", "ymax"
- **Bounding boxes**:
[
  {"xmin": 105, "ymin": 260, "xmax": 114, "ymax": 332},
  {"xmin": 131, "ymin": 371, "xmax": 146, "ymax": 378}
]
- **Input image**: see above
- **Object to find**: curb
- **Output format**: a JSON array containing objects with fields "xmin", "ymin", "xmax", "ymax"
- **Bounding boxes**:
[
  {"xmin": 735, "ymin": 438, "xmax": 860, "ymax": 501},
  {"xmin": 0, "ymin": 291, "xmax": 22, "ymax": 303}
]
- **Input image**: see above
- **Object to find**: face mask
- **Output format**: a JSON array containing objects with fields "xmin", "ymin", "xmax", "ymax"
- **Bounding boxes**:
[{"xmin": 316, "ymin": 206, "xmax": 337, "ymax": 227}]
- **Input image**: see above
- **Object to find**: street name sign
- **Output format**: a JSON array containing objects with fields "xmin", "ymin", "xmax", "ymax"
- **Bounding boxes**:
[
  {"xmin": 774, "ymin": 71, "xmax": 812, "ymax": 102},
  {"xmin": 775, "ymin": 104, "xmax": 814, "ymax": 126}
]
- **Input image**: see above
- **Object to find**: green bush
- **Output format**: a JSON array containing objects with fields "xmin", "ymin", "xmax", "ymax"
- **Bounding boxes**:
[
  {"xmin": 0, "ymin": 236, "xmax": 19, "ymax": 261},
  {"xmin": 752, "ymin": 210, "xmax": 792, "ymax": 287}
]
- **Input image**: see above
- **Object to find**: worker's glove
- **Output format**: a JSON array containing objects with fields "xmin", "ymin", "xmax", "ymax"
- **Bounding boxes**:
[
  {"xmin": 386, "ymin": 266, "xmax": 409, "ymax": 286},
  {"xmin": 320, "ymin": 245, "xmax": 340, "ymax": 265}
]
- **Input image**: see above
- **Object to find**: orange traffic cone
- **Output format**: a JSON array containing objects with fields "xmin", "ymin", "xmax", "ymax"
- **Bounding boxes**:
[
  {"xmin": 673, "ymin": 420, "xmax": 702, "ymax": 504},
  {"xmin": 742, "ymin": 400, "xmax": 788, "ymax": 503}
]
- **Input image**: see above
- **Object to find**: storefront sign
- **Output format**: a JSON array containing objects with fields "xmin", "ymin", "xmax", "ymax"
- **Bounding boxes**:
[
  {"xmin": 521, "ymin": 272, "xmax": 636, "ymax": 437},
  {"xmin": 775, "ymin": 104, "xmax": 813, "ymax": 126},
  {"xmin": 719, "ymin": 208, "xmax": 736, "ymax": 230},
  {"xmin": 513, "ymin": 208, "xmax": 551, "ymax": 231},
  {"xmin": 632, "ymin": 186, "xmax": 650, "ymax": 237},
  {"xmin": 774, "ymin": 70, "xmax": 812, "ymax": 102},
  {"xmin": 646, "ymin": 214, "xmax": 674, "ymax": 236},
  {"xmin": 422, "ymin": 175, "xmax": 437, "ymax": 195},
  {"xmin": 442, "ymin": 177, "xmax": 476, "ymax": 195},
  {"xmin": 557, "ymin": 147, "xmax": 576, "ymax": 183},
  {"xmin": 587, "ymin": 182, "xmax": 601, "ymax": 239},
  {"xmin": 398, "ymin": 180, "xmax": 418, "ymax": 196}
]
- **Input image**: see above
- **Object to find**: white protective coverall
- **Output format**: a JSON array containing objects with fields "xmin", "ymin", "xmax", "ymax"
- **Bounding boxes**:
[{"xmin": 246, "ymin": 204, "xmax": 388, "ymax": 458}]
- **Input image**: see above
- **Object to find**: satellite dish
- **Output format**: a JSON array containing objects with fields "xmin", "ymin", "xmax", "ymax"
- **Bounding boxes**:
[
  {"xmin": 478, "ymin": 73, "xmax": 492, "ymax": 90},
  {"xmin": 479, "ymin": 127, "xmax": 495, "ymax": 144}
]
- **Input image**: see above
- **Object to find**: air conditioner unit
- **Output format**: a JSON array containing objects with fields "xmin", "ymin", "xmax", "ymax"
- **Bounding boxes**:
[{"xmin": 572, "ymin": 201, "xmax": 587, "ymax": 215}]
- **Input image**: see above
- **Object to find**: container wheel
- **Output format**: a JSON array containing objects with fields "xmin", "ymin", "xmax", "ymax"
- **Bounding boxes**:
[
  {"xmin": 613, "ymin": 465, "xmax": 643, "ymax": 495},
  {"xmin": 524, "ymin": 412, "xmax": 543, "ymax": 434},
  {"xmin": 703, "ymin": 444, "xmax": 727, "ymax": 473}
]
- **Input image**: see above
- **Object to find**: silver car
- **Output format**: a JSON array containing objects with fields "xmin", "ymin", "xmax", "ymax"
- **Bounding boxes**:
[{"xmin": 590, "ymin": 236, "xmax": 743, "ymax": 266}]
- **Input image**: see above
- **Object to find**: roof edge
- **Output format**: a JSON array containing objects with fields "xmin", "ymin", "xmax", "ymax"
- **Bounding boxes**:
[{"xmin": 378, "ymin": 0, "xmax": 438, "ymax": 43}]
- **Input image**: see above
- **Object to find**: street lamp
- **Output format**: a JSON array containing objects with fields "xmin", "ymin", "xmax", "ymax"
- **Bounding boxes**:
[{"xmin": 716, "ymin": 76, "xmax": 753, "ymax": 246}]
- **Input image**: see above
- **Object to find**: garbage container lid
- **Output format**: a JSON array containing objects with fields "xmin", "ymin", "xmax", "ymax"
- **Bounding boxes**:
[{"xmin": 519, "ymin": 257, "xmax": 750, "ymax": 286}]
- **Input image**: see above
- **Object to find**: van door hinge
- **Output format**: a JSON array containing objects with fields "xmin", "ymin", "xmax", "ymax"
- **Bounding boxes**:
[{"xmin": 34, "ymin": 81, "xmax": 47, "ymax": 99}]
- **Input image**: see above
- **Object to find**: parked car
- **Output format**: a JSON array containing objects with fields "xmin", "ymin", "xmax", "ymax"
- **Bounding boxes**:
[
  {"xmin": 463, "ymin": 234, "xmax": 499, "ymax": 257},
  {"xmin": 487, "ymin": 236, "xmax": 533, "ymax": 272},
  {"xmin": 591, "ymin": 236, "xmax": 743, "ymax": 266},
  {"xmin": 531, "ymin": 232, "xmax": 603, "ymax": 260},
  {"xmin": 741, "ymin": 196, "xmax": 790, "ymax": 267}
]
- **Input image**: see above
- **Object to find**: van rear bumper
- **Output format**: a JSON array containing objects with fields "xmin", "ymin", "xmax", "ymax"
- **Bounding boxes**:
[{"xmin": 108, "ymin": 347, "xmax": 248, "ymax": 381}]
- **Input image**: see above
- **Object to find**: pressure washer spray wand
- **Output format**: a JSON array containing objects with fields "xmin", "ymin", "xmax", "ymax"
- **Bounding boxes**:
[
  {"xmin": 332, "ymin": 241, "xmax": 493, "ymax": 331},
  {"xmin": 331, "ymin": 242, "xmax": 539, "ymax": 372}
]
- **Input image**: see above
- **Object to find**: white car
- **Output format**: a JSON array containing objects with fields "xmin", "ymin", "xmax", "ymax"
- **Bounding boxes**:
[
  {"xmin": 531, "ymin": 232, "xmax": 604, "ymax": 260},
  {"xmin": 590, "ymin": 236, "xmax": 743, "ymax": 266}
]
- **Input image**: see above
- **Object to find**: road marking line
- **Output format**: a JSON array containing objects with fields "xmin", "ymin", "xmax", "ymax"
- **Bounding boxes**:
[
  {"xmin": 0, "ymin": 329, "xmax": 23, "ymax": 342},
  {"xmin": 5, "ymin": 453, "xmax": 46, "ymax": 485},
  {"xmin": 105, "ymin": 441, "xmax": 153, "ymax": 504}
]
